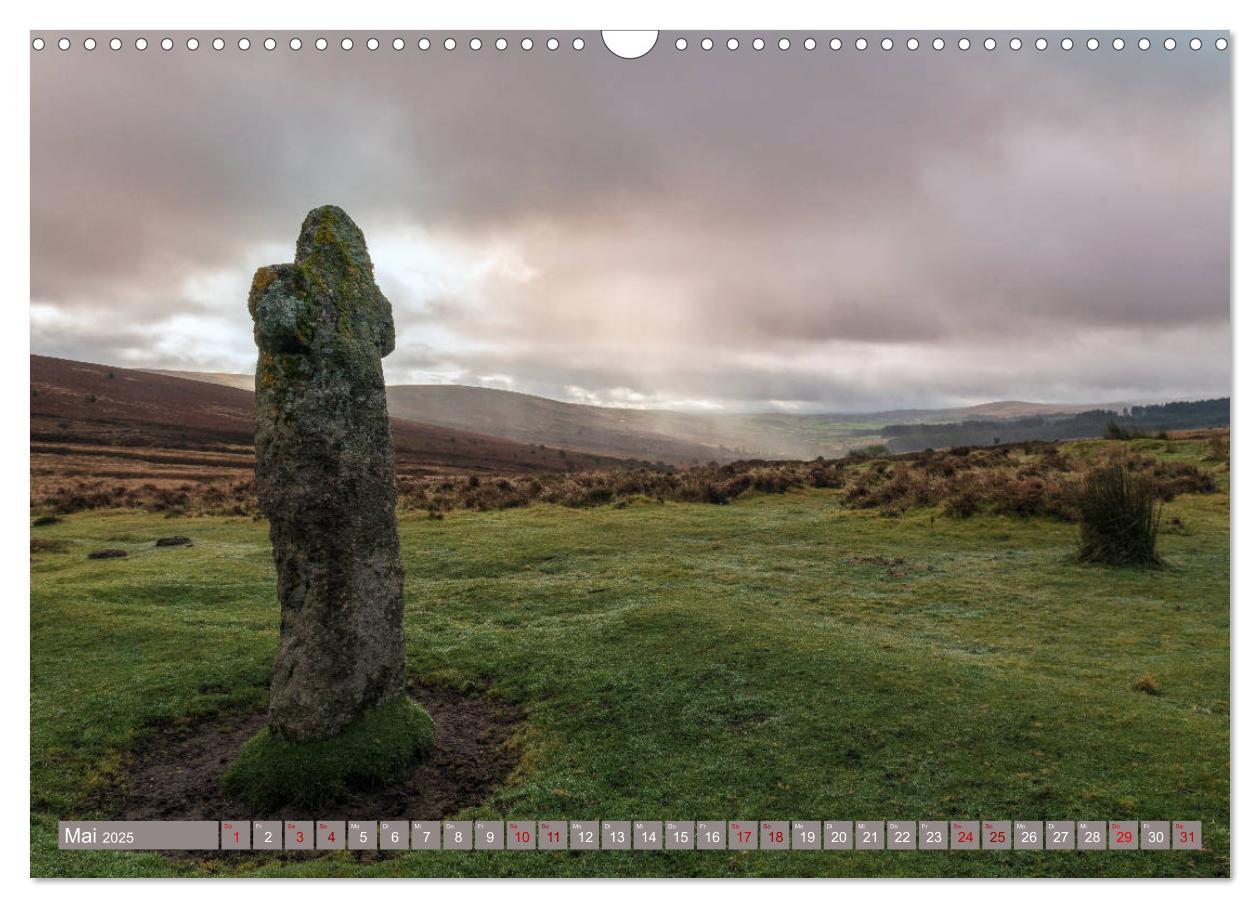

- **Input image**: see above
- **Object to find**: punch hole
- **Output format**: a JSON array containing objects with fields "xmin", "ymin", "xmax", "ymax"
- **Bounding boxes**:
[
  {"xmin": 469, "ymin": 38, "xmax": 481, "ymax": 51},
  {"xmin": 1113, "ymin": 37, "xmax": 1124, "ymax": 50},
  {"xmin": 161, "ymin": 38, "xmax": 173, "ymax": 51},
  {"xmin": 32, "ymin": 37, "xmax": 45, "ymax": 50},
  {"xmin": 495, "ymin": 38, "xmax": 507, "ymax": 51},
  {"xmin": 84, "ymin": 38, "xmax": 97, "ymax": 50},
  {"xmin": 1010, "ymin": 38, "xmax": 1021, "ymax": 50},
  {"xmin": 983, "ymin": 37, "xmax": 996, "ymax": 50},
  {"xmin": 932, "ymin": 38, "xmax": 944, "ymax": 50},
  {"xmin": 1035, "ymin": 38, "xmax": 1048, "ymax": 50},
  {"xmin": 521, "ymin": 38, "xmax": 533, "ymax": 50},
  {"xmin": 778, "ymin": 38, "xmax": 789, "ymax": 50},
  {"xmin": 957, "ymin": 37, "xmax": 970, "ymax": 50},
  {"xmin": 445, "ymin": 38, "xmax": 456, "ymax": 51},
  {"xmin": 1190, "ymin": 38, "xmax": 1202, "ymax": 50},
  {"xmin": 418, "ymin": 38, "xmax": 430, "ymax": 50},
  {"xmin": 1215, "ymin": 37, "xmax": 1228, "ymax": 50},
  {"xmin": 726, "ymin": 38, "xmax": 739, "ymax": 50},
  {"xmin": 394, "ymin": 38, "xmax": 405, "ymax": 51},
  {"xmin": 238, "ymin": 38, "xmax": 249, "ymax": 50},
  {"xmin": 907, "ymin": 38, "xmax": 919, "ymax": 50},
  {"xmin": 343, "ymin": 38, "xmax": 354, "ymax": 51},
  {"xmin": 602, "ymin": 31, "xmax": 658, "ymax": 59},
  {"xmin": 1138, "ymin": 38, "xmax": 1151, "ymax": 50},
  {"xmin": 112, "ymin": 38, "xmax": 124, "ymax": 50},
  {"xmin": 881, "ymin": 38, "xmax": 893, "ymax": 50},
  {"xmin": 547, "ymin": 38, "xmax": 559, "ymax": 50},
  {"xmin": 702, "ymin": 38, "xmax": 714, "ymax": 51},
  {"xmin": 831, "ymin": 38, "xmax": 842, "ymax": 50},
  {"xmin": 368, "ymin": 37, "xmax": 381, "ymax": 50},
  {"xmin": 855, "ymin": 38, "xmax": 867, "ymax": 50},
  {"xmin": 290, "ymin": 38, "xmax": 302, "ymax": 51},
  {"xmin": 804, "ymin": 37, "xmax": 816, "ymax": 50},
  {"xmin": 136, "ymin": 37, "xmax": 148, "ymax": 50},
  {"xmin": 753, "ymin": 38, "xmax": 765, "ymax": 51},
  {"xmin": 1164, "ymin": 38, "xmax": 1176, "ymax": 50},
  {"xmin": 212, "ymin": 38, "xmax": 224, "ymax": 51},
  {"xmin": 264, "ymin": 38, "xmax": 277, "ymax": 51},
  {"xmin": 1087, "ymin": 38, "xmax": 1099, "ymax": 50},
  {"xmin": 1061, "ymin": 38, "xmax": 1073, "ymax": 51}
]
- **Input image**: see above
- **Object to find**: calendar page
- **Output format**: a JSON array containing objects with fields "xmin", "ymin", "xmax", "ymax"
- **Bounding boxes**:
[{"xmin": 27, "ymin": 25, "xmax": 1230, "ymax": 882}]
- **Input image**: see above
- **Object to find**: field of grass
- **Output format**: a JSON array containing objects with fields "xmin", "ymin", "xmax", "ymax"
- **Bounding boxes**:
[{"xmin": 29, "ymin": 439, "xmax": 1229, "ymax": 877}]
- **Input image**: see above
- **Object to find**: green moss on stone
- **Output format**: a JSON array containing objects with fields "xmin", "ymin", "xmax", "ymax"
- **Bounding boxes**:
[{"xmin": 222, "ymin": 697, "xmax": 434, "ymax": 811}]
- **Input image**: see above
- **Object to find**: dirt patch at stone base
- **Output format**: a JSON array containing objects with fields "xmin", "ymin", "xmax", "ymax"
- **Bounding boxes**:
[{"xmin": 115, "ymin": 683, "xmax": 524, "ymax": 827}]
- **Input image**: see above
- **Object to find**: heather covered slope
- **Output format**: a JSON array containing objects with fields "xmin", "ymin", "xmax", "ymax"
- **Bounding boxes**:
[{"xmin": 30, "ymin": 356, "xmax": 631, "ymax": 509}]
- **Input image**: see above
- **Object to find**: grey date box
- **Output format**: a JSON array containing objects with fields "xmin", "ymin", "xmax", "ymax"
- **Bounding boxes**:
[
  {"xmin": 507, "ymin": 820, "xmax": 536, "ymax": 850},
  {"xmin": 378, "ymin": 821, "xmax": 408, "ymax": 850},
  {"xmin": 220, "ymin": 820, "xmax": 249, "ymax": 850},
  {"xmin": 1013, "ymin": 821, "xmax": 1043, "ymax": 850},
  {"xmin": 824, "ymin": 820, "xmax": 853, "ymax": 850},
  {"xmin": 1172, "ymin": 820, "xmax": 1202, "ymax": 851},
  {"xmin": 634, "ymin": 820, "xmax": 662, "ymax": 850},
  {"xmin": 443, "ymin": 820, "xmax": 473, "ymax": 850},
  {"xmin": 886, "ymin": 820, "xmax": 915, "ymax": 850},
  {"xmin": 696, "ymin": 820, "xmax": 726, "ymax": 850},
  {"xmin": 919, "ymin": 821, "xmax": 947, "ymax": 851},
  {"xmin": 1141, "ymin": 821, "xmax": 1170, "ymax": 850},
  {"xmin": 347, "ymin": 820, "xmax": 376, "ymax": 850},
  {"xmin": 1077, "ymin": 821, "xmax": 1106, "ymax": 851},
  {"xmin": 538, "ymin": 820, "xmax": 567, "ymax": 850},
  {"xmin": 951, "ymin": 820, "xmax": 979, "ymax": 850},
  {"xmin": 1046, "ymin": 820, "xmax": 1074, "ymax": 850},
  {"xmin": 410, "ymin": 821, "xmax": 441, "ymax": 850},
  {"xmin": 1110, "ymin": 820, "xmax": 1139, "ymax": 851},
  {"xmin": 252, "ymin": 821, "xmax": 282, "ymax": 851},
  {"xmin": 602, "ymin": 820, "xmax": 631, "ymax": 850},
  {"xmin": 284, "ymin": 820, "xmax": 314, "ymax": 851},
  {"xmin": 760, "ymin": 821, "xmax": 789, "ymax": 850},
  {"xmin": 475, "ymin": 820, "xmax": 504, "ymax": 850},
  {"xmin": 982, "ymin": 820, "xmax": 1012, "ymax": 850},
  {"xmin": 728, "ymin": 820, "xmax": 757, "ymax": 850},
  {"xmin": 855, "ymin": 820, "xmax": 883, "ymax": 850},
  {"xmin": 316, "ymin": 820, "xmax": 345, "ymax": 850},
  {"xmin": 666, "ymin": 820, "xmax": 694, "ymax": 850},
  {"xmin": 792, "ymin": 820, "xmax": 821, "ymax": 850},
  {"xmin": 569, "ymin": 821, "xmax": 599, "ymax": 850}
]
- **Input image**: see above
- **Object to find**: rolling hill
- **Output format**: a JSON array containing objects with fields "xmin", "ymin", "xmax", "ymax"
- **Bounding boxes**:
[
  {"xmin": 30, "ymin": 355, "xmax": 630, "ymax": 478},
  {"xmin": 152, "ymin": 367, "xmax": 1131, "ymax": 462}
]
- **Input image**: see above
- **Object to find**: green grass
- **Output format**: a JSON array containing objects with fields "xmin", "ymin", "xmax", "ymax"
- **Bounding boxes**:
[
  {"xmin": 29, "ymin": 440, "xmax": 1229, "ymax": 877},
  {"xmin": 223, "ymin": 697, "xmax": 434, "ymax": 811}
]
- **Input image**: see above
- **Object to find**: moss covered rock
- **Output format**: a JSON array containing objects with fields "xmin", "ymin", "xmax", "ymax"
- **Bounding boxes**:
[
  {"xmin": 223, "ymin": 696, "xmax": 434, "ymax": 811},
  {"xmin": 247, "ymin": 206, "xmax": 412, "ymax": 743}
]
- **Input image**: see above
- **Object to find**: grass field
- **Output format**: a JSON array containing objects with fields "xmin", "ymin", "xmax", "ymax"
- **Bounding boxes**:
[{"xmin": 29, "ymin": 439, "xmax": 1230, "ymax": 877}]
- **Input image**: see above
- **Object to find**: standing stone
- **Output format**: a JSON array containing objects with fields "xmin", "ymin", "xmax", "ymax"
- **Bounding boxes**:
[{"xmin": 249, "ymin": 205, "xmax": 404, "ymax": 742}]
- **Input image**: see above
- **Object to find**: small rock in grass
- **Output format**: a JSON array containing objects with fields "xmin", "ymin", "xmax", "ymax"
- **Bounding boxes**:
[
  {"xmin": 155, "ymin": 536, "xmax": 193, "ymax": 547},
  {"xmin": 88, "ymin": 549, "xmax": 128, "ymax": 560},
  {"xmin": 33, "ymin": 515, "xmax": 61, "ymax": 527}
]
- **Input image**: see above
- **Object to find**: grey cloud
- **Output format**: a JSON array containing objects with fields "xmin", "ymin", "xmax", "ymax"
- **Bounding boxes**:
[{"xmin": 31, "ymin": 32, "xmax": 1231, "ymax": 411}]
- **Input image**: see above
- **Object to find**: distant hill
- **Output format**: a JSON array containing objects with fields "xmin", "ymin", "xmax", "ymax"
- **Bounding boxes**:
[
  {"xmin": 30, "ymin": 355, "xmax": 627, "ymax": 475},
  {"xmin": 144, "ymin": 368, "xmax": 256, "ymax": 391},
  {"xmin": 881, "ymin": 399, "xmax": 1230, "ymax": 453},
  {"xmin": 131, "ymin": 367, "xmax": 1140, "ymax": 462}
]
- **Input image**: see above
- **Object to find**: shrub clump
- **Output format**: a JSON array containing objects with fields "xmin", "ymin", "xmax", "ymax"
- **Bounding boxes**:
[
  {"xmin": 1076, "ymin": 463, "xmax": 1162, "ymax": 567},
  {"xmin": 223, "ymin": 696, "xmax": 434, "ymax": 811}
]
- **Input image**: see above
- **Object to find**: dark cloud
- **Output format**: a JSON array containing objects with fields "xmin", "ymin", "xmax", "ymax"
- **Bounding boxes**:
[{"xmin": 31, "ymin": 32, "xmax": 1230, "ymax": 411}]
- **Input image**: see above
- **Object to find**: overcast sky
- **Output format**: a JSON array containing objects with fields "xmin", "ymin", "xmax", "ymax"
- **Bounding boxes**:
[{"xmin": 30, "ymin": 32, "xmax": 1230, "ymax": 413}]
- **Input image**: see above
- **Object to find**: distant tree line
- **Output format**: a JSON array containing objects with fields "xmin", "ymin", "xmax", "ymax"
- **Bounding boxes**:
[{"xmin": 881, "ymin": 398, "xmax": 1229, "ymax": 454}]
